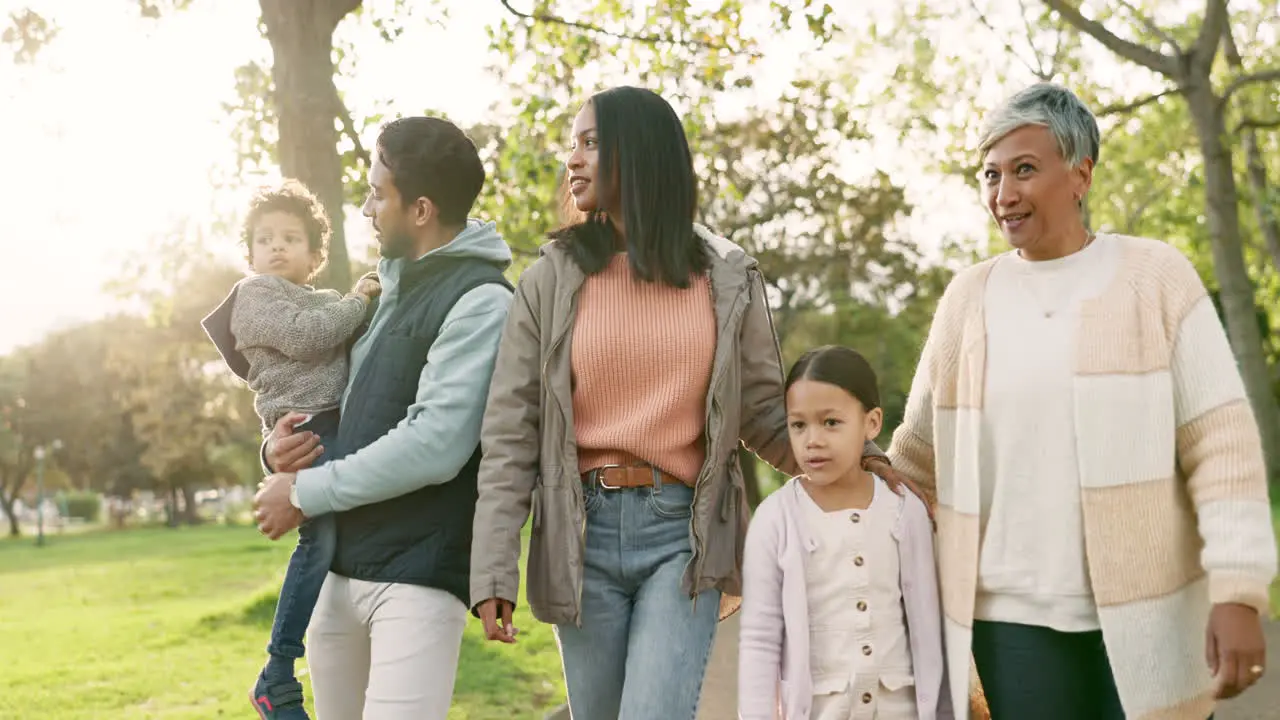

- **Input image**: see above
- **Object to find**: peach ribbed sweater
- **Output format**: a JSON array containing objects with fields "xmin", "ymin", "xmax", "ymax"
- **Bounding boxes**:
[{"xmin": 571, "ymin": 253, "xmax": 716, "ymax": 484}]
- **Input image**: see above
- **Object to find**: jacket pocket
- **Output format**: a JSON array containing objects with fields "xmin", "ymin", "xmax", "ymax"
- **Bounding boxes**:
[
  {"xmin": 525, "ymin": 483, "xmax": 578, "ymax": 623},
  {"xmin": 530, "ymin": 481, "xmax": 543, "ymax": 533},
  {"xmin": 812, "ymin": 675, "xmax": 849, "ymax": 695},
  {"xmin": 720, "ymin": 458, "xmax": 742, "ymax": 522},
  {"xmin": 880, "ymin": 673, "xmax": 916, "ymax": 691}
]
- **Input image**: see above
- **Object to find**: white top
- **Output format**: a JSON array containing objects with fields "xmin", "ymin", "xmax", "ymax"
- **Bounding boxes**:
[
  {"xmin": 799, "ymin": 476, "xmax": 917, "ymax": 719},
  {"xmin": 975, "ymin": 235, "xmax": 1121, "ymax": 632}
]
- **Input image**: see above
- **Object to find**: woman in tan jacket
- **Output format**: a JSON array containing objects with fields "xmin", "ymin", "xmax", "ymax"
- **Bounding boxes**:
[{"xmin": 468, "ymin": 86, "xmax": 890, "ymax": 718}]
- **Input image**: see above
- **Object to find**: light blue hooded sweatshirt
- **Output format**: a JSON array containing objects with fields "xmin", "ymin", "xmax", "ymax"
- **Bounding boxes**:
[{"xmin": 293, "ymin": 220, "xmax": 514, "ymax": 518}]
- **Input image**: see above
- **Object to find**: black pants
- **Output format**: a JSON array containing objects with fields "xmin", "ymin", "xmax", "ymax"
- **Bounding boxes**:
[
  {"xmin": 972, "ymin": 620, "xmax": 1125, "ymax": 719},
  {"xmin": 972, "ymin": 621, "xmax": 1215, "ymax": 720}
]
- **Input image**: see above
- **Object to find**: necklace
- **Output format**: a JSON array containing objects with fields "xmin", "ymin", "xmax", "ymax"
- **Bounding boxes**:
[
  {"xmin": 1015, "ymin": 232, "xmax": 1095, "ymax": 262},
  {"xmin": 1015, "ymin": 233, "xmax": 1096, "ymax": 319}
]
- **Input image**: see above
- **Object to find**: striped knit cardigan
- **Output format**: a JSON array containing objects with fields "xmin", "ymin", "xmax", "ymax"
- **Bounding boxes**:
[{"xmin": 888, "ymin": 234, "xmax": 1278, "ymax": 720}]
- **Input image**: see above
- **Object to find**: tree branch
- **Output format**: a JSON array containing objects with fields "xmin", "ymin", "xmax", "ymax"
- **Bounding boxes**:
[
  {"xmin": 967, "ymin": 0, "xmax": 1052, "ymax": 80},
  {"xmin": 334, "ymin": 93, "xmax": 370, "ymax": 167},
  {"xmin": 1221, "ymin": 13, "xmax": 1243, "ymax": 66},
  {"xmin": 497, "ymin": 0, "xmax": 752, "ymax": 54},
  {"xmin": 1115, "ymin": 0, "xmax": 1182, "ymax": 54},
  {"xmin": 1097, "ymin": 88, "xmax": 1179, "ymax": 116},
  {"xmin": 321, "ymin": 0, "xmax": 363, "ymax": 31},
  {"xmin": 1013, "ymin": 0, "xmax": 1056, "ymax": 79},
  {"xmin": 1235, "ymin": 116, "xmax": 1280, "ymax": 133},
  {"xmin": 1191, "ymin": 0, "xmax": 1229, "ymax": 71},
  {"xmin": 1222, "ymin": 68, "xmax": 1280, "ymax": 102},
  {"xmin": 1043, "ymin": 0, "xmax": 1178, "ymax": 76}
]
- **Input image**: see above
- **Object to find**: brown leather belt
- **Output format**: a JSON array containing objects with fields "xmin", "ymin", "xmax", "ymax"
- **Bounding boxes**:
[{"xmin": 582, "ymin": 464, "xmax": 681, "ymax": 490}]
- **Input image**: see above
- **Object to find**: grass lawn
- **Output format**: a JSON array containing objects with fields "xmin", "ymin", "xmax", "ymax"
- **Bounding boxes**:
[
  {"xmin": 1271, "ymin": 502, "xmax": 1280, "ymax": 619},
  {"xmin": 0, "ymin": 523, "xmax": 565, "ymax": 719}
]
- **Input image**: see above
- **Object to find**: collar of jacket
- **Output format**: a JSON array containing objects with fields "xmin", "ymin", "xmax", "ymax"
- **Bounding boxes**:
[{"xmin": 537, "ymin": 222, "xmax": 758, "ymax": 301}]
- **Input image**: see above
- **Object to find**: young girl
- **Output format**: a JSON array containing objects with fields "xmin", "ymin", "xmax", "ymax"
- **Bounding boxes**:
[
  {"xmin": 738, "ymin": 346, "xmax": 951, "ymax": 720},
  {"xmin": 201, "ymin": 179, "xmax": 378, "ymax": 720}
]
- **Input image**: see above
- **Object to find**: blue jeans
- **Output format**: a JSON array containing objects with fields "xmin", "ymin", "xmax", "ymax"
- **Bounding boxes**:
[
  {"xmin": 555, "ymin": 476, "xmax": 721, "ymax": 720},
  {"xmin": 265, "ymin": 408, "xmax": 339, "ymax": 663}
]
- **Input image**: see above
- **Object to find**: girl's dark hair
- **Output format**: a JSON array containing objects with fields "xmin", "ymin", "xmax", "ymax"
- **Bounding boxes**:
[
  {"xmin": 785, "ymin": 346, "xmax": 881, "ymax": 411},
  {"xmin": 240, "ymin": 179, "xmax": 331, "ymax": 272},
  {"xmin": 549, "ymin": 86, "xmax": 709, "ymax": 288}
]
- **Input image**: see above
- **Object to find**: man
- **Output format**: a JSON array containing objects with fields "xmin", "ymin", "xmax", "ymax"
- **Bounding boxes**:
[{"xmin": 253, "ymin": 116, "xmax": 513, "ymax": 720}]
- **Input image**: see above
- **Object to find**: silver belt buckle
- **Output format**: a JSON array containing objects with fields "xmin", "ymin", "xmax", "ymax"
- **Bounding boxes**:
[{"xmin": 595, "ymin": 464, "xmax": 624, "ymax": 490}]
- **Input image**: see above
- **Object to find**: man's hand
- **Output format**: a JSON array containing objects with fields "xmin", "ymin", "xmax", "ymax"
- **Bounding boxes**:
[
  {"xmin": 266, "ymin": 412, "xmax": 322, "ymax": 473},
  {"xmin": 476, "ymin": 597, "xmax": 518, "ymax": 644},
  {"xmin": 1207, "ymin": 602, "xmax": 1267, "ymax": 699},
  {"xmin": 254, "ymin": 472, "xmax": 305, "ymax": 540}
]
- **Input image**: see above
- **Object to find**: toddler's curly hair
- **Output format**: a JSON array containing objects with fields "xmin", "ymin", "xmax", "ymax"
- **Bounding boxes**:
[{"xmin": 240, "ymin": 179, "xmax": 332, "ymax": 276}]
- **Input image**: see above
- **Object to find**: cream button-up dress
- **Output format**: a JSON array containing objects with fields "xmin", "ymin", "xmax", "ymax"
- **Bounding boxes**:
[{"xmin": 799, "ymin": 478, "xmax": 917, "ymax": 719}]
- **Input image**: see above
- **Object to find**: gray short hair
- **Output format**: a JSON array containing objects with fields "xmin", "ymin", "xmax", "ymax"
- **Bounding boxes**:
[{"xmin": 977, "ymin": 82, "xmax": 1100, "ymax": 168}]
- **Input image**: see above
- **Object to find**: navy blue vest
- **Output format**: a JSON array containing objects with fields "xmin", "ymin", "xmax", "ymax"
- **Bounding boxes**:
[{"xmin": 328, "ymin": 254, "xmax": 512, "ymax": 606}]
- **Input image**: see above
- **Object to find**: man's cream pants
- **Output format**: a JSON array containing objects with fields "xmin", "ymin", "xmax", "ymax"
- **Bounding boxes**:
[{"xmin": 307, "ymin": 573, "xmax": 467, "ymax": 720}]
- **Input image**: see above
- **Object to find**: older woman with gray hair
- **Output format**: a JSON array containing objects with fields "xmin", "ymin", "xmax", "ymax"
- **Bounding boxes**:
[{"xmin": 889, "ymin": 81, "xmax": 1277, "ymax": 719}]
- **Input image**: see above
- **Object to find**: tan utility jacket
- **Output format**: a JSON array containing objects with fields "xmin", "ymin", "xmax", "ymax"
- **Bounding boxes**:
[{"xmin": 469, "ymin": 225, "xmax": 881, "ymax": 626}]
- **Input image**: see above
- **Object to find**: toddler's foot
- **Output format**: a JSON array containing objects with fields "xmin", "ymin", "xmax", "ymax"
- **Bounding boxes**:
[{"xmin": 250, "ymin": 671, "xmax": 310, "ymax": 720}]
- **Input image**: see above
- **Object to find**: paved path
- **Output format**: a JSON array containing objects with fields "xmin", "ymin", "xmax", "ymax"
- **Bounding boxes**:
[
  {"xmin": 696, "ymin": 614, "xmax": 1280, "ymax": 720},
  {"xmin": 697, "ymin": 612, "xmax": 740, "ymax": 720}
]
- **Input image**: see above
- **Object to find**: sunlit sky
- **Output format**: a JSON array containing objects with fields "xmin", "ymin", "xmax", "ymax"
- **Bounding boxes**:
[{"xmin": 0, "ymin": 0, "xmax": 1173, "ymax": 354}]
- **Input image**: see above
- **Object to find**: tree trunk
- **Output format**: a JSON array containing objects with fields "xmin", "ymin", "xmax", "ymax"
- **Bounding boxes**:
[
  {"xmin": 1, "ymin": 494, "xmax": 19, "ymax": 537},
  {"xmin": 1221, "ymin": 19, "xmax": 1280, "ymax": 276},
  {"xmin": 1185, "ymin": 84, "xmax": 1280, "ymax": 480},
  {"xmin": 165, "ymin": 485, "xmax": 179, "ymax": 527},
  {"xmin": 180, "ymin": 484, "xmax": 200, "ymax": 525},
  {"xmin": 259, "ymin": 0, "xmax": 362, "ymax": 292},
  {"xmin": 1242, "ymin": 130, "xmax": 1280, "ymax": 272}
]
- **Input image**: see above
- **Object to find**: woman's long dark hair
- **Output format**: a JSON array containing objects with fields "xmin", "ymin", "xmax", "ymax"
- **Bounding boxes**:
[{"xmin": 550, "ymin": 86, "xmax": 710, "ymax": 288}]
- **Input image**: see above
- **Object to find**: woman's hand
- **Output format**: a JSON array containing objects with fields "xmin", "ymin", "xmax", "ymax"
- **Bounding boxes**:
[
  {"xmin": 1206, "ymin": 602, "xmax": 1267, "ymax": 699},
  {"xmin": 265, "ymin": 412, "xmax": 323, "ymax": 473},
  {"xmin": 863, "ymin": 456, "xmax": 934, "ymax": 523},
  {"xmin": 476, "ymin": 597, "xmax": 519, "ymax": 644}
]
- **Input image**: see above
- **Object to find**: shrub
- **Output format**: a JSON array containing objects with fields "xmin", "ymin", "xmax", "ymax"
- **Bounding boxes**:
[{"xmin": 64, "ymin": 491, "xmax": 101, "ymax": 522}]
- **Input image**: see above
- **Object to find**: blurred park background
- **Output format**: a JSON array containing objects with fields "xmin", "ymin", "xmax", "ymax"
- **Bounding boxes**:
[{"xmin": 1, "ymin": 0, "xmax": 1279, "ymax": 718}]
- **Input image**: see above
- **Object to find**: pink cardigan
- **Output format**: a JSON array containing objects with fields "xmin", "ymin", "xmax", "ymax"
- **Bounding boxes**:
[{"xmin": 738, "ymin": 478, "xmax": 952, "ymax": 720}]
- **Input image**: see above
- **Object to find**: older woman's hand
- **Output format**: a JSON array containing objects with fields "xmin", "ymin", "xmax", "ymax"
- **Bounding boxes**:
[
  {"xmin": 1207, "ymin": 603, "xmax": 1267, "ymax": 699},
  {"xmin": 862, "ymin": 456, "xmax": 934, "ymax": 523}
]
